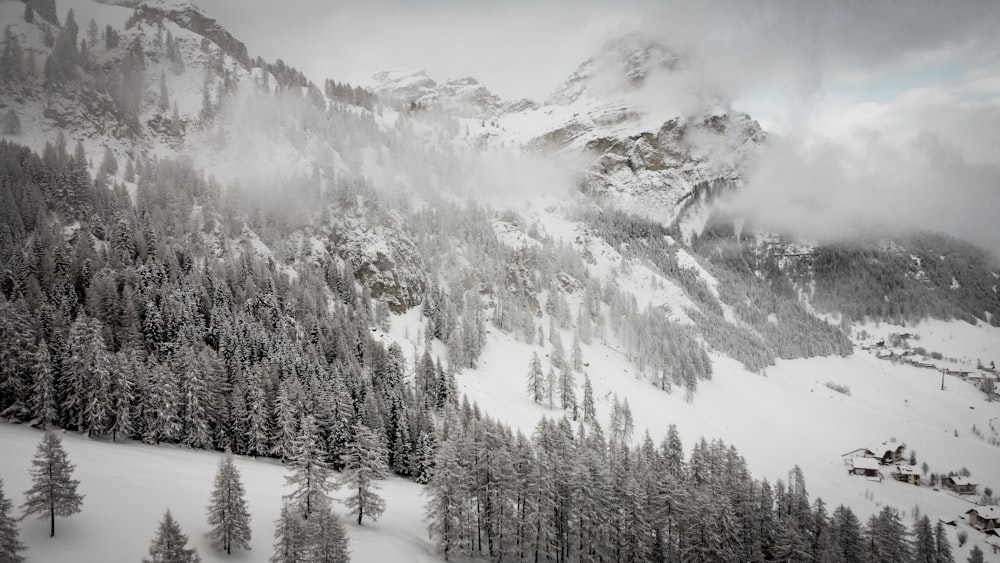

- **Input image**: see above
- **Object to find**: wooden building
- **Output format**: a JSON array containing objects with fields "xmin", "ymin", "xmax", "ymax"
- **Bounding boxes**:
[
  {"xmin": 848, "ymin": 457, "xmax": 880, "ymax": 478},
  {"xmin": 966, "ymin": 506, "xmax": 1000, "ymax": 531},
  {"xmin": 943, "ymin": 476, "xmax": 978, "ymax": 495},
  {"xmin": 891, "ymin": 465, "xmax": 920, "ymax": 485}
]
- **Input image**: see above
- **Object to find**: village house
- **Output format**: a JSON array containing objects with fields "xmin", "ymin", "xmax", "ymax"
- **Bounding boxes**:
[
  {"xmin": 842, "ymin": 448, "xmax": 873, "ymax": 459},
  {"xmin": 943, "ymin": 476, "xmax": 978, "ymax": 495},
  {"xmin": 869, "ymin": 442, "xmax": 906, "ymax": 465},
  {"xmin": 891, "ymin": 465, "xmax": 920, "ymax": 485},
  {"xmin": 848, "ymin": 457, "xmax": 880, "ymax": 478},
  {"xmin": 966, "ymin": 506, "xmax": 1000, "ymax": 531}
]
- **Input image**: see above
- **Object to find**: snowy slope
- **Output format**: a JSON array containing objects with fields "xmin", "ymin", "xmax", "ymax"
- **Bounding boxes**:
[
  {"xmin": 0, "ymin": 424, "xmax": 442, "ymax": 563},
  {"xmin": 385, "ymin": 305, "xmax": 1000, "ymax": 560}
]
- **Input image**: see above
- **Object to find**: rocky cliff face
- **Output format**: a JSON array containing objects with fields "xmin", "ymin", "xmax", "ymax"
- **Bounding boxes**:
[
  {"xmin": 370, "ymin": 70, "xmax": 536, "ymax": 118},
  {"xmin": 500, "ymin": 35, "xmax": 767, "ymax": 222},
  {"xmin": 331, "ymin": 217, "xmax": 427, "ymax": 314}
]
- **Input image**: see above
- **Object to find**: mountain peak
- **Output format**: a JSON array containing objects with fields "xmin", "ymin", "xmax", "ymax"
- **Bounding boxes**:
[
  {"xmin": 546, "ymin": 33, "xmax": 681, "ymax": 106},
  {"xmin": 370, "ymin": 70, "xmax": 536, "ymax": 118}
]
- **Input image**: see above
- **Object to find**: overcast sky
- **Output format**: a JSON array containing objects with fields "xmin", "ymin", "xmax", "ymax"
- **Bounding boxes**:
[{"xmin": 196, "ymin": 0, "xmax": 1000, "ymax": 252}]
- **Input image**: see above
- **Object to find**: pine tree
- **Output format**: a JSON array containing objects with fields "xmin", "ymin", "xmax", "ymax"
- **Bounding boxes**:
[
  {"xmin": 63, "ymin": 314, "xmax": 112, "ymax": 435},
  {"xmin": 425, "ymin": 440, "xmax": 467, "ymax": 560},
  {"xmin": 340, "ymin": 424, "xmax": 388, "ymax": 524},
  {"xmin": 309, "ymin": 497, "xmax": 350, "ymax": 563},
  {"xmin": 142, "ymin": 509, "xmax": 200, "ymax": 563},
  {"xmin": 272, "ymin": 497, "xmax": 348, "ymax": 563},
  {"xmin": 862, "ymin": 506, "xmax": 910, "ymax": 563},
  {"xmin": 571, "ymin": 333, "xmax": 583, "ymax": 372},
  {"xmin": 271, "ymin": 380, "xmax": 298, "ymax": 460},
  {"xmin": 0, "ymin": 479, "xmax": 26, "ymax": 563},
  {"xmin": 546, "ymin": 367, "xmax": 556, "ymax": 409},
  {"xmin": 934, "ymin": 520, "xmax": 954, "ymax": 563},
  {"xmin": 31, "ymin": 340, "xmax": 57, "ymax": 428},
  {"xmin": 271, "ymin": 502, "xmax": 308, "ymax": 563},
  {"xmin": 527, "ymin": 352, "xmax": 545, "ymax": 404},
  {"xmin": 582, "ymin": 374, "xmax": 596, "ymax": 423},
  {"xmin": 968, "ymin": 545, "xmax": 984, "ymax": 563},
  {"xmin": 559, "ymin": 367, "xmax": 576, "ymax": 417},
  {"xmin": 285, "ymin": 414, "xmax": 335, "ymax": 519},
  {"xmin": 620, "ymin": 398, "xmax": 634, "ymax": 442},
  {"xmin": 207, "ymin": 452, "xmax": 252, "ymax": 554},
  {"xmin": 912, "ymin": 515, "xmax": 935, "ymax": 563},
  {"xmin": 831, "ymin": 504, "xmax": 863, "ymax": 562},
  {"xmin": 21, "ymin": 431, "xmax": 84, "ymax": 537}
]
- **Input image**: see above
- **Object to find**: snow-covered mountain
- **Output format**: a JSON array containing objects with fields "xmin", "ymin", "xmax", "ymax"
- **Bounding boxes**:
[
  {"xmin": 1, "ymin": 2, "xmax": 999, "ymax": 562},
  {"xmin": 369, "ymin": 70, "xmax": 536, "ymax": 118}
]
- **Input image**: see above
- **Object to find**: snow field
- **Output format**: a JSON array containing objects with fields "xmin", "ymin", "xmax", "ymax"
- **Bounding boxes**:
[{"xmin": 0, "ymin": 424, "xmax": 441, "ymax": 563}]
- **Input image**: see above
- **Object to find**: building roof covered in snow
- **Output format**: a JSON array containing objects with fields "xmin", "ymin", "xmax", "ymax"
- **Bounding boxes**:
[
  {"xmin": 851, "ymin": 457, "xmax": 880, "ymax": 470},
  {"xmin": 947, "ymin": 476, "xmax": 977, "ymax": 486},
  {"xmin": 892, "ymin": 465, "xmax": 920, "ymax": 475},
  {"xmin": 967, "ymin": 506, "xmax": 1000, "ymax": 520}
]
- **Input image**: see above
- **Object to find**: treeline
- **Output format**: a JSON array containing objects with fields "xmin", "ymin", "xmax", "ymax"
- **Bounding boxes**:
[
  {"xmin": 811, "ymin": 235, "xmax": 1000, "ymax": 326},
  {"xmin": 0, "ymin": 139, "xmax": 453, "ymax": 489},
  {"xmin": 690, "ymin": 217, "xmax": 854, "ymax": 367},
  {"xmin": 581, "ymin": 209, "xmax": 852, "ymax": 373},
  {"xmin": 426, "ymin": 407, "xmax": 956, "ymax": 563}
]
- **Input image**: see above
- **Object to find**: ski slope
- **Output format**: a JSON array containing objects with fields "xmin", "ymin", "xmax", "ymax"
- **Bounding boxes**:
[{"xmin": 0, "ymin": 424, "xmax": 441, "ymax": 563}]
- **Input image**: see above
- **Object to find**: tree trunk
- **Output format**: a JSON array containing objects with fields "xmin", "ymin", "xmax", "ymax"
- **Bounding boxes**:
[{"xmin": 50, "ymin": 502, "xmax": 55, "ymax": 537}]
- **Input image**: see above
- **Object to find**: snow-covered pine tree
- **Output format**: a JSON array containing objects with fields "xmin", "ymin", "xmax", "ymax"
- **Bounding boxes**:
[
  {"xmin": 64, "ymin": 313, "xmax": 111, "ymax": 435},
  {"xmin": 968, "ymin": 545, "xmax": 984, "ymax": 563},
  {"xmin": 862, "ymin": 506, "xmax": 910, "ymax": 563},
  {"xmin": 582, "ymin": 374, "xmax": 596, "ymax": 423},
  {"xmin": 546, "ymin": 367, "xmax": 556, "ymax": 409},
  {"xmin": 830, "ymin": 504, "xmax": 863, "ymax": 562},
  {"xmin": 31, "ymin": 340, "xmax": 57, "ymax": 428},
  {"xmin": 0, "ymin": 479, "xmax": 26, "ymax": 563},
  {"xmin": 559, "ymin": 367, "xmax": 576, "ymax": 418},
  {"xmin": 142, "ymin": 509, "xmax": 200, "ymax": 563},
  {"xmin": 620, "ymin": 398, "xmax": 634, "ymax": 442},
  {"xmin": 912, "ymin": 514, "xmax": 935, "ymax": 563},
  {"xmin": 21, "ymin": 430, "xmax": 83, "ymax": 537},
  {"xmin": 309, "ymin": 497, "xmax": 350, "ymax": 563},
  {"xmin": 206, "ymin": 452, "xmax": 252, "ymax": 554},
  {"xmin": 244, "ymin": 368, "xmax": 270, "ymax": 456},
  {"xmin": 425, "ymin": 440, "xmax": 468, "ymax": 560},
  {"xmin": 526, "ymin": 352, "xmax": 544, "ymax": 404},
  {"xmin": 571, "ymin": 333, "xmax": 582, "ymax": 372},
  {"xmin": 271, "ymin": 501, "xmax": 307, "ymax": 563},
  {"xmin": 175, "ymin": 343, "xmax": 213, "ymax": 449},
  {"xmin": 285, "ymin": 414, "xmax": 335, "ymax": 519},
  {"xmin": 271, "ymin": 379, "xmax": 299, "ymax": 460},
  {"xmin": 340, "ymin": 424, "xmax": 388, "ymax": 524},
  {"xmin": 108, "ymin": 351, "xmax": 134, "ymax": 441},
  {"xmin": 933, "ymin": 520, "xmax": 954, "ymax": 563}
]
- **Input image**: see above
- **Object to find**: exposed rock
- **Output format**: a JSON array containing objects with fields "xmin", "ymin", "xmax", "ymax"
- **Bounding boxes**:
[{"xmin": 332, "ymin": 218, "xmax": 427, "ymax": 313}]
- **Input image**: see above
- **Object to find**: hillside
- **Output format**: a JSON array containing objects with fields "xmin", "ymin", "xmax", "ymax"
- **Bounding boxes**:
[{"xmin": 1, "ymin": 0, "xmax": 1000, "ymax": 561}]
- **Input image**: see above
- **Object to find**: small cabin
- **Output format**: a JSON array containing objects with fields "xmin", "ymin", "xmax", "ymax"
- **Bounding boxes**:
[
  {"xmin": 891, "ymin": 465, "xmax": 920, "ymax": 485},
  {"xmin": 943, "ymin": 476, "xmax": 978, "ymax": 495},
  {"xmin": 966, "ymin": 506, "xmax": 1000, "ymax": 531},
  {"xmin": 869, "ymin": 442, "xmax": 906, "ymax": 465},
  {"xmin": 848, "ymin": 457, "xmax": 880, "ymax": 478}
]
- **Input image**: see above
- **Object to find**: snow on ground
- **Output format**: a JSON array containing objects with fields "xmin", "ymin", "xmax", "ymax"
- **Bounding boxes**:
[
  {"xmin": 856, "ymin": 318, "xmax": 1000, "ymax": 369},
  {"xmin": 0, "ymin": 424, "xmax": 441, "ymax": 563},
  {"xmin": 387, "ymin": 308, "xmax": 1000, "ymax": 559}
]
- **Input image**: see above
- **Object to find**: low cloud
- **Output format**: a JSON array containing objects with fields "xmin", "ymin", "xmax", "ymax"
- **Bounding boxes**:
[{"xmin": 726, "ymin": 128, "xmax": 1000, "ymax": 254}]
